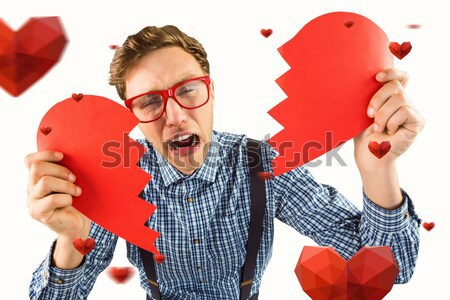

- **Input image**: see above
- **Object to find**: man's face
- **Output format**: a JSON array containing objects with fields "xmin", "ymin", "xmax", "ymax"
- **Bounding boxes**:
[{"xmin": 125, "ymin": 46, "xmax": 214, "ymax": 175}]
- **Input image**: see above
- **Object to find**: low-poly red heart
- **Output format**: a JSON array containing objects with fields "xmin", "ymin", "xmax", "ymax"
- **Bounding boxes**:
[
  {"xmin": 39, "ymin": 126, "xmax": 52, "ymax": 136},
  {"xmin": 37, "ymin": 95, "xmax": 160, "ymax": 254},
  {"xmin": 260, "ymin": 29, "xmax": 273, "ymax": 38},
  {"xmin": 72, "ymin": 237, "xmax": 96, "ymax": 256},
  {"xmin": 0, "ymin": 17, "xmax": 68, "ymax": 96},
  {"xmin": 423, "ymin": 222, "xmax": 435, "ymax": 231},
  {"xmin": 107, "ymin": 266, "xmax": 134, "ymax": 284},
  {"xmin": 389, "ymin": 42, "xmax": 412, "ymax": 60},
  {"xmin": 268, "ymin": 12, "xmax": 393, "ymax": 175},
  {"xmin": 71, "ymin": 93, "xmax": 83, "ymax": 102},
  {"xmin": 368, "ymin": 141, "xmax": 391, "ymax": 159},
  {"xmin": 154, "ymin": 253, "xmax": 166, "ymax": 264},
  {"xmin": 295, "ymin": 246, "xmax": 399, "ymax": 300}
]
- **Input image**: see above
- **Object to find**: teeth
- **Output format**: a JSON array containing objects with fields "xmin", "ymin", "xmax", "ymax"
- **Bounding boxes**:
[{"xmin": 171, "ymin": 134, "xmax": 193, "ymax": 142}]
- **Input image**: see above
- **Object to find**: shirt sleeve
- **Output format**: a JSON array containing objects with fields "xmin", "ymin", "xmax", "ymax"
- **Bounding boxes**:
[
  {"xmin": 273, "ymin": 165, "xmax": 420, "ymax": 284},
  {"xmin": 29, "ymin": 222, "xmax": 118, "ymax": 299}
]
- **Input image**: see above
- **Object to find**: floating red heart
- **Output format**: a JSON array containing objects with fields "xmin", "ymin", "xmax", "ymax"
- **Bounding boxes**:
[
  {"xmin": 260, "ymin": 29, "xmax": 273, "ymax": 38},
  {"xmin": 0, "ymin": 17, "xmax": 68, "ymax": 97},
  {"xmin": 73, "ymin": 237, "xmax": 96, "ymax": 256},
  {"xmin": 295, "ymin": 246, "xmax": 399, "ymax": 300},
  {"xmin": 71, "ymin": 93, "xmax": 83, "ymax": 102},
  {"xmin": 406, "ymin": 24, "xmax": 421, "ymax": 29},
  {"xmin": 343, "ymin": 20, "xmax": 354, "ymax": 28},
  {"xmin": 368, "ymin": 141, "xmax": 391, "ymax": 159},
  {"xmin": 107, "ymin": 266, "xmax": 134, "ymax": 284},
  {"xmin": 389, "ymin": 42, "xmax": 412, "ymax": 60},
  {"xmin": 109, "ymin": 45, "xmax": 119, "ymax": 50},
  {"xmin": 423, "ymin": 222, "xmax": 435, "ymax": 231},
  {"xmin": 39, "ymin": 126, "xmax": 52, "ymax": 136},
  {"xmin": 37, "ymin": 95, "xmax": 160, "ymax": 254},
  {"xmin": 268, "ymin": 12, "xmax": 393, "ymax": 175},
  {"xmin": 257, "ymin": 171, "xmax": 273, "ymax": 181},
  {"xmin": 154, "ymin": 253, "xmax": 166, "ymax": 264}
]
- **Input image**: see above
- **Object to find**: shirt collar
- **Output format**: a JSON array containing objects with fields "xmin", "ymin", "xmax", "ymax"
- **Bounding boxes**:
[{"xmin": 154, "ymin": 131, "xmax": 220, "ymax": 187}]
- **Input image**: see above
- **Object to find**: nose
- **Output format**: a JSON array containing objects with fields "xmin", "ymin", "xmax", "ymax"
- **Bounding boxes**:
[{"xmin": 164, "ymin": 97, "xmax": 187, "ymax": 126}]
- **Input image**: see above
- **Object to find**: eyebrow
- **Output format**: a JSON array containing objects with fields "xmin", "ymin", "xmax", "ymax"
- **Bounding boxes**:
[{"xmin": 147, "ymin": 72, "xmax": 203, "ymax": 92}]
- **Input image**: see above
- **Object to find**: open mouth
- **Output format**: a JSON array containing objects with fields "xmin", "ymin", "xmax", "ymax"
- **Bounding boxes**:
[{"xmin": 168, "ymin": 133, "xmax": 201, "ymax": 153}]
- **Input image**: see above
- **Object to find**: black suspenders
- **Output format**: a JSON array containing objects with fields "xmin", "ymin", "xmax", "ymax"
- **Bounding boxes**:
[{"xmin": 137, "ymin": 138, "xmax": 267, "ymax": 300}]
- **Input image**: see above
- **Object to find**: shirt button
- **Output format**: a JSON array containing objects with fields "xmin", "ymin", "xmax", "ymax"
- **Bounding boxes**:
[
  {"xmin": 187, "ymin": 197, "xmax": 194, "ymax": 203},
  {"xmin": 404, "ymin": 212, "xmax": 409, "ymax": 219},
  {"xmin": 193, "ymin": 239, "xmax": 200, "ymax": 244},
  {"xmin": 56, "ymin": 279, "xmax": 64, "ymax": 284}
]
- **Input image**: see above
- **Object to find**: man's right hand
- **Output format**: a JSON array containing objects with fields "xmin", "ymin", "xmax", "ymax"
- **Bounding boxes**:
[{"xmin": 25, "ymin": 151, "xmax": 92, "ymax": 269}]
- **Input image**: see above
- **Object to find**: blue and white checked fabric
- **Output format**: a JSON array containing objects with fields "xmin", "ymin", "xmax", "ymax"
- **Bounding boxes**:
[{"xmin": 29, "ymin": 130, "xmax": 421, "ymax": 300}]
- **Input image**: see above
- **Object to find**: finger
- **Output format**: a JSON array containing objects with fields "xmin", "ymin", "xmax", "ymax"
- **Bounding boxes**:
[
  {"xmin": 29, "ymin": 176, "xmax": 82, "ymax": 201},
  {"xmin": 385, "ymin": 106, "xmax": 409, "ymax": 135},
  {"xmin": 28, "ymin": 193, "xmax": 73, "ymax": 223},
  {"xmin": 373, "ymin": 94, "xmax": 410, "ymax": 132},
  {"xmin": 25, "ymin": 151, "xmax": 64, "ymax": 169},
  {"xmin": 367, "ymin": 80, "xmax": 405, "ymax": 118},
  {"xmin": 376, "ymin": 68, "xmax": 409, "ymax": 87},
  {"xmin": 28, "ymin": 161, "xmax": 76, "ymax": 194}
]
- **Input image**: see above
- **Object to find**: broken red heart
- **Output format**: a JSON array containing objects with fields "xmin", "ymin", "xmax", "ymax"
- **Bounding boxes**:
[
  {"xmin": 37, "ymin": 95, "xmax": 160, "ymax": 254},
  {"xmin": 71, "ymin": 93, "xmax": 83, "ymax": 102},
  {"xmin": 72, "ymin": 237, "xmax": 96, "ymax": 256},
  {"xmin": 368, "ymin": 141, "xmax": 391, "ymax": 159},
  {"xmin": 260, "ymin": 29, "xmax": 273, "ymax": 38},
  {"xmin": 107, "ymin": 266, "xmax": 134, "ymax": 284},
  {"xmin": 257, "ymin": 171, "xmax": 273, "ymax": 181},
  {"xmin": 389, "ymin": 42, "xmax": 412, "ymax": 60},
  {"xmin": 295, "ymin": 246, "xmax": 399, "ymax": 300},
  {"xmin": 343, "ymin": 20, "xmax": 354, "ymax": 28},
  {"xmin": 268, "ymin": 12, "xmax": 393, "ymax": 175},
  {"xmin": 423, "ymin": 222, "xmax": 435, "ymax": 231},
  {"xmin": 0, "ymin": 17, "xmax": 68, "ymax": 97},
  {"xmin": 154, "ymin": 253, "xmax": 166, "ymax": 264},
  {"xmin": 39, "ymin": 126, "xmax": 52, "ymax": 136}
]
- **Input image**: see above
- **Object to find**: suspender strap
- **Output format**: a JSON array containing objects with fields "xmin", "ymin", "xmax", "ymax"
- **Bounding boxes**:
[
  {"xmin": 137, "ymin": 231, "xmax": 161, "ymax": 300},
  {"xmin": 240, "ymin": 138, "xmax": 267, "ymax": 300}
]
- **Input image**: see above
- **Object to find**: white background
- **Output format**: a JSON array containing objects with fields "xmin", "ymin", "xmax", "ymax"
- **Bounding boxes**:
[{"xmin": 0, "ymin": 0, "xmax": 448, "ymax": 299}]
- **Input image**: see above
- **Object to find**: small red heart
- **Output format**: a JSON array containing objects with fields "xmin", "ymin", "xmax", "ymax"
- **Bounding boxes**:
[
  {"xmin": 423, "ymin": 222, "xmax": 435, "ymax": 231},
  {"xmin": 260, "ymin": 29, "xmax": 273, "ymax": 38},
  {"xmin": 71, "ymin": 93, "xmax": 84, "ymax": 102},
  {"xmin": 407, "ymin": 24, "xmax": 421, "ymax": 29},
  {"xmin": 72, "ymin": 237, "xmax": 96, "ymax": 255},
  {"xmin": 39, "ymin": 126, "xmax": 52, "ymax": 136},
  {"xmin": 109, "ymin": 45, "xmax": 119, "ymax": 50},
  {"xmin": 107, "ymin": 266, "xmax": 134, "ymax": 284},
  {"xmin": 389, "ymin": 42, "xmax": 412, "ymax": 60},
  {"xmin": 368, "ymin": 141, "xmax": 391, "ymax": 159},
  {"xmin": 343, "ymin": 20, "xmax": 354, "ymax": 28},
  {"xmin": 154, "ymin": 254, "xmax": 166, "ymax": 264},
  {"xmin": 257, "ymin": 171, "xmax": 273, "ymax": 181}
]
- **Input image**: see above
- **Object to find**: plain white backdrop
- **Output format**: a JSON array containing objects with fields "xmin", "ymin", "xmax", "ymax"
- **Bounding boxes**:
[{"xmin": 0, "ymin": 0, "xmax": 448, "ymax": 299}]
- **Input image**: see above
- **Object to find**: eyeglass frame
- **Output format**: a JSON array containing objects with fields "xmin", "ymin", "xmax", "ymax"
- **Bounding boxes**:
[{"xmin": 124, "ymin": 75, "xmax": 212, "ymax": 123}]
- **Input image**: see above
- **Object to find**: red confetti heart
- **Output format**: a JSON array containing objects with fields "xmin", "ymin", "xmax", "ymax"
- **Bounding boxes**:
[
  {"xmin": 343, "ymin": 20, "xmax": 354, "ymax": 28},
  {"xmin": 72, "ymin": 237, "xmax": 96, "ymax": 255},
  {"xmin": 154, "ymin": 253, "xmax": 166, "ymax": 264},
  {"xmin": 37, "ymin": 95, "xmax": 160, "ymax": 254},
  {"xmin": 423, "ymin": 222, "xmax": 435, "ymax": 231},
  {"xmin": 107, "ymin": 267, "xmax": 134, "ymax": 284},
  {"xmin": 267, "ymin": 12, "xmax": 393, "ymax": 175},
  {"xmin": 368, "ymin": 141, "xmax": 391, "ymax": 159},
  {"xmin": 39, "ymin": 126, "xmax": 52, "ymax": 136},
  {"xmin": 260, "ymin": 29, "xmax": 273, "ymax": 38},
  {"xmin": 71, "ymin": 93, "xmax": 84, "ymax": 102},
  {"xmin": 389, "ymin": 42, "xmax": 412, "ymax": 60},
  {"xmin": 109, "ymin": 45, "xmax": 119, "ymax": 50},
  {"xmin": 0, "ymin": 17, "xmax": 68, "ymax": 97},
  {"xmin": 407, "ymin": 24, "xmax": 421, "ymax": 29},
  {"xmin": 296, "ymin": 246, "xmax": 399, "ymax": 300},
  {"xmin": 257, "ymin": 171, "xmax": 273, "ymax": 181}
]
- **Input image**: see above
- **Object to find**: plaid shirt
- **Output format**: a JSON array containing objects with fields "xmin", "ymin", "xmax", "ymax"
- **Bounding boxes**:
[{"xmin": 29, "ymin": 130, "xmax": 420, "ymax": 300}]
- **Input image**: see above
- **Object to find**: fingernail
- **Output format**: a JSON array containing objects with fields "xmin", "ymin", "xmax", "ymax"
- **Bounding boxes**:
[
  {"xmin": 54, "ymin": 152, "xmax": 63, "ymax": 159},
  {"xmin": 68, "ymin": 173, "xmax": 76, "ymax": 182},
  {"xmin": 377, "ymin": 72, "xmax": 385, "ymax": 80},
  {"xmin": 373, "ymin": 123, "xmax": 380, "ymax": 131},
  {"xmin": 367, "ymin": 107, "xmax": 375, "ymax": 117},
  {"xmin": 75, "ymin": 186, "xmax": 82, "ymax": 196}
]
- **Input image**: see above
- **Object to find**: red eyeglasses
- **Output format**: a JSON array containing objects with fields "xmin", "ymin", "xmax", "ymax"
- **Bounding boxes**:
[{"xmin": 125, "ymin": 76, "xmax": 211, "ymax": 123}]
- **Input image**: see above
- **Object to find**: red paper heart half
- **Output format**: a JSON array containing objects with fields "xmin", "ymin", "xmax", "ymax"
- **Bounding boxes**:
[
  {"xmin": 267, "ymin": 12, "xmax": 393, "ymax": 175},
  {"xmin": 0, "ymin": 17, "xmax": 68, "ymax": 96},
  {"xmin": 368, "ymin": 141, "xmax": 391, "ymax": 159},
  {"xmin": 295, "ymin": 246, "xmax": 399, "ymax": 300},
  {"xmin": 154, "ymin": 253, "xmax": 166, "ymax": 264},
  {"xmin": 37, "ymin": 95, "xmax": 160, "ymax": 254},
  {"xmin": 107, "ymin": 266, "xmax": 134, "ymax": 284},
  {"xmin": 73, "ymin": 237, "xmax": 96, "ymax": 256}
]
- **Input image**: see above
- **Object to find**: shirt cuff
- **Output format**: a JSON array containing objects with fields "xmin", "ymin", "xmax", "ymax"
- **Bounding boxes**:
[
  {"xmin": 362, "ymin": 188, "xmax": 416, "ymax": 233},
  {"xmin": 44, "ymin": 240, "xmax": 86, "ymax": 290}
]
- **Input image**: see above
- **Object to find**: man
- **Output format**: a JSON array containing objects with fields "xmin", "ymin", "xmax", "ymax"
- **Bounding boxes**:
[{"xmin": 27, "ymin": 25, "xmax": 424, "ymax": 299}]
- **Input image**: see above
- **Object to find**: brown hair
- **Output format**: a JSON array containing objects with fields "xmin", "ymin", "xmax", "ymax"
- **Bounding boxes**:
[{"xmin": 109, "ymin": 25, "xmax": 210, "ymax": 100}]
